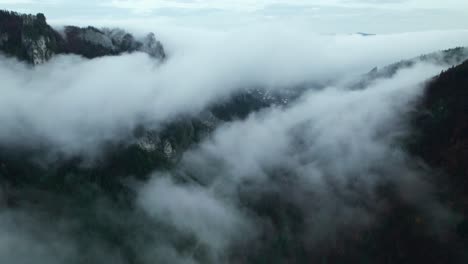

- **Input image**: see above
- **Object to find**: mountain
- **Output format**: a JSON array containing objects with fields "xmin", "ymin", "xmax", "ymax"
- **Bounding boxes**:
[
  {"xmin": 360, "ymin": 58, "xmax": 468, "ymax": 264},
  {"xmin": 0, "ymin": 9, "xmax": 295, "ymax": 194},
  {"xmin": 62, "ymin": 26, "xmax": 165, "ymax": 60},
  {"xmin": 0, "ymin": 10, "xmax": 165, "ymax": 64},
  {"xmin": 0, "ymin": 11, "xmax": 64, "ymax": 64},
  {"xmin": 352, "ymin": 46, "xmax": 468, "ymax": 89},
  {"xmin": 2, "ymin": 54, "xmax": 468, "ymax": 264},
  {"xmin": 408, "ymin": 59, "xmax": 468, "ymax": 209},
  {"xmin": 2, "ymin": 9, "xmax": 468, "ymax": 264},
  {"xmin": 356, "ymin": 32, "xmax": 376, "ymax": 37}
]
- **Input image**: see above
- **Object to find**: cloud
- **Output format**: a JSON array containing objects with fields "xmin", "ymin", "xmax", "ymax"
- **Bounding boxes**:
[
  {"xmin": 138, "ymin": 175, "xmax": 254, "ymax": 258},
  {"xmin": 104, "ymin": 0, "xmax": 468, "ymax": 13},
  {"xmin": 134, "ymin": 62, "xmax": 459, "ymax": 262},
  {"xmin": 1, "ymin": 28, "xmax": 468, "ymax": 158},
  {"xmin": 1, "ymin": 22, "xmax": 467, "ymax": 263}
]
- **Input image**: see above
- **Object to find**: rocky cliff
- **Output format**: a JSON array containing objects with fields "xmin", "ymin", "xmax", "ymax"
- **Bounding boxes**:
[{"xmin": 0, "ymin": 10, "xmax": 166, "ymax": 64}]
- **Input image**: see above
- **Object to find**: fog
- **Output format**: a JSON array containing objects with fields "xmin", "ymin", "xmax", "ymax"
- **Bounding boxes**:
[
  {"xmin": 1, "ymin": 25, "xmax": 468, "ymax": 263},
  {"xmin": 135, "ymin": 63, "xmax": 456, "ymax": 262},
  {"xmin": 1, "ymin": 28, "xmax": 468, "ymax": 157}
]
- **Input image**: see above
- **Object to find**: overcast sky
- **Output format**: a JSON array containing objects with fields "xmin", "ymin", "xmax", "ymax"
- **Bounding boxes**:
[{"xmin": 1, "ymin": 0, "xmax": 468, "ymax": 33}]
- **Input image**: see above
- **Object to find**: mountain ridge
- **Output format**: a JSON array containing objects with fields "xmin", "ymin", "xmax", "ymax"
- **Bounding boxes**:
[
  {"xmin": 1, "ymin": 8, "xmax": 468, "ymax": 264},
  {"xmin": 0, "ymin": 10, "xmax": 166, "ymax": 64}
]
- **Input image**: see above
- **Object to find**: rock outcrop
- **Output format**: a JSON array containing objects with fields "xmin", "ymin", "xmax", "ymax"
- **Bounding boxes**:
[
  {"xmin": 63, "ymin": 26, "xmax": 166, "ymax": 60},
  {"xmin": 0, "ymin": 10, "xmax": 166, "ymax": 64},
  {"xmin": 0, "ymin": 10, "xmax": 65, "ymax": 64}
]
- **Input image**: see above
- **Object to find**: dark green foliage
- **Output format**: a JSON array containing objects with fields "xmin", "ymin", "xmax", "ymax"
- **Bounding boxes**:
[
  {"xmin": 0, "ymin": 10, "xmax": 25, "ymax": 58},
  {"xmin": 63, "ymin": 26, "xmax": 119, "ymax": 59},
  {"xmin": 211, "ymin": 89, "xmax": 288, "ymax": 121},
  {"xmin": 231, "ymin": 61, "xmax": 468, "ymax": 263},
  {"xmin": 404, "ymin": 59, "xmax": 468, "ymax": 261},
  {"xmin": 0, "ymin": 10, "xmax": 66, "ymax": 63},
  {"xmin": 409, "ymin": 60, "xmax": 468, "ymax": 185},
  {"xmin": 211, "ymin": 93, "xmax": 272, "ymax": 120}
]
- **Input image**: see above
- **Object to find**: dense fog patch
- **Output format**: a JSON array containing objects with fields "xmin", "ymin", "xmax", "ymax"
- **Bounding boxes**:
[
  {"xmin": 134, "ymin": 63, "xmax": 458, "ymax": 262},
  {"xmin": 0, "ymin": 29, "xmax": 468, "ymax": 157}
]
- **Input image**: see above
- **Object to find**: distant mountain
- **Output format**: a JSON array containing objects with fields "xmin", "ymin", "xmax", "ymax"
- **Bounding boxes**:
[
  {"xmin": 0, "ymin": 10, "xmax": 165, "ymax": 64},
  {"xmin": 356, "ymin": 32, "xmax": 376, "ymax": 36}
]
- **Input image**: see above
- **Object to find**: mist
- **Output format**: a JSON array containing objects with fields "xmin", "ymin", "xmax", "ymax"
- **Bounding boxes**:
[
  {"xmin": 1, "ymin": 28, "xmax": 468, "ymax": 157},
  {"xmin": 135, "ymin": 62, "xmax": 457, "ymax": 262},
  {"xmin": 1, "ymin": 23, "xmax": 468, "ymax": 263}
]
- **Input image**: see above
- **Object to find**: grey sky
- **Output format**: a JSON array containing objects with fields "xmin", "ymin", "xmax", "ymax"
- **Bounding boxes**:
[{"xmin": 1, "ymin": 0, "xmax": 467, "ymax": 33}]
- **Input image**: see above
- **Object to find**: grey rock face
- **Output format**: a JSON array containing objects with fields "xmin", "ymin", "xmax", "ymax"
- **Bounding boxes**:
[
  {"xmin": 140, "ymin": 33, "xmax": 166, "ymax": 59},
  {"xmin": 63, "ymin": 26, "xmax": 166, "ymax": 60},
  {"xmin": 135, "ymin": 133, "xmax": 175, "ymax": 158},
  {"xmin": 0, "ymin": 10, "xmax": 166, "ymax": 64},
  {"xmin": 22, "ymin": 35, "xmax": 54, "ymax": 65},
  {"xmin": 163, "ymin": 140, "xmax": 174, "ymax": 157},
  {"xmin": 80, "ymin": 27, "xmax": 115, "ymax": 50},
  {"xmin": 136, "ymin": 132, "xmax": 161, "ymax": 152}
]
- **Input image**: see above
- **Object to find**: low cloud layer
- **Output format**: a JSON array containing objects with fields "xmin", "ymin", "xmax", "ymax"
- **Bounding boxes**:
[
  {"xmin": 1, "ymin": 28, "xmax": 468, "ymax": 157},
  {"xmin": 135, "ymin": 62, "xmax": 457, "ymax": 262},
  {"xmin": 0, "ymin": 26, "xmax": 467, "ymax": 263}
]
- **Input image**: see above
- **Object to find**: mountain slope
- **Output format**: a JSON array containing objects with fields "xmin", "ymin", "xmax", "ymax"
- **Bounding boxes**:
[
  {"xmin": 409, "ymin": 59, "xmax": 468, "ymax": 221},
  {"xmin": 1, "ymin": 56, "xmax": 467, "ymax": 263},
  {"xmin": 0, "ymin": 11, "xmax": 65, "ymax": 64},
  {"xmin": 352, "ymin": 47, "xmax": 468, "ymax": 89}
]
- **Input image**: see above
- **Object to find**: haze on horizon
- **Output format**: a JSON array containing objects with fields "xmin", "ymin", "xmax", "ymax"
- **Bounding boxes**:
[{"xmin": 1, "ymin": 0, "xmax": 468, "ymax": 33}]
